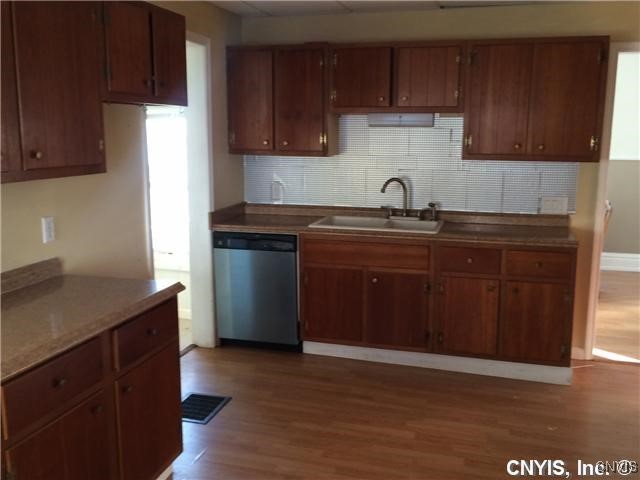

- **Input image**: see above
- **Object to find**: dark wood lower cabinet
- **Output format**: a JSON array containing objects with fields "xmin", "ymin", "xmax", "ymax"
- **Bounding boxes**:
[
  {"xmin": 117, "ymin": 341, "xmax": 182, "ymax": 480},
  {"xmin": 501, "ymin": 281, "xmax": 572, "ymax": 365},
  {"xmin": 436, "ymin": 276, "xmax": 499, "ymax": 356},
  {"xmin": 366, "ymin": 270, "xmax": 429, "ymax": 349},
  {"xmin": 303, "ymin": 265, "xmax": 364, "ymax": 343},
  {"xmin": 5, "ymin": 391, "xmax": 113, "ymax": 480}
]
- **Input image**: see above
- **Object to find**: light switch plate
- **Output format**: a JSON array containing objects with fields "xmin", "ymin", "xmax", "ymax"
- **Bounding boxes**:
[
  {"xmin": 41, "ymin": 216, "xmax": 55, "ymax": 243},
  {"xmin": 540, "ymin": 196, "xmax": 569, "ymax": 215}
]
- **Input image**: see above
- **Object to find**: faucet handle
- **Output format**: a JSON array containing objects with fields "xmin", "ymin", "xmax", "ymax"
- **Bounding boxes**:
[
  {"xmin": 380, "ymin": 205, "xmax": 394, "ymax": 218},
  {"xmin": 428, "ymin": 202, "xmax": 438, "ymax": 208}
]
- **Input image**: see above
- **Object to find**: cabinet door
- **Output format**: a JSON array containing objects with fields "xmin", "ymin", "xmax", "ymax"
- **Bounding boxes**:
[
  {"xmin": 302, "ymin": 266, "xmax": 364, "ymax": 343},
  {"xmin": 104, "ymin": 2, "xmax": 153, "ymax": 98},
  {"xmin": 527, "ymin": 40, "xmax": 606, "ymax": 160},
  {"xmin": 117, "ymin": 341, "xmax": 182, "ymax": 480},
  {"xmin": 275, "ymin": 48, "xmax": 325, "ymax": 154},
  {"xmin": 436, "ymin": 276, "xmax": 499, "ymax": 356},
  {"xmin": 464, "ymin": 43, "xmax": 532, "ymax": 157},
  {"xmin": 396, "ymin": 46, "xmax": 462, "ymax": 109},
  {"xmin": 5, "ymin": 391, "xmax": 114, "ymax": 480},
  {"xmin": 13, "ymin": 2, "xmax": 105, "ymax": 171},
  {"xmin": 1, "ymin": 2, "xmax": 21, "ymax": 177},
  {"xmin": 331, "ymin": 47, "xmax": 391, "ymax": 108},
  {"xmin": 227, "ymin": 49, "xmax": 274, "ymax": 152},
  {"xmin": 501, "ymin": 281, "xmax": 572, "ymax": 365},
  {"xmin": 366, "ymin": 270, "xmax": 429, "ymax": 349},
  {"xmin": 151, "ymin": 6, "xmax": 187, "ymax": 106}
]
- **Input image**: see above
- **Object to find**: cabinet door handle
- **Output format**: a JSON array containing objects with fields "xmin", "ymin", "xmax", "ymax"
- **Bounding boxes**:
[
  {"xmin": 487, "ymin": 283, "xmax": 496, "ymax": 292},
  {"xmin": 53, "ymin": 377, "xmax": 67, "ymax": 389},
  {"xmin": 437, "ymin": 332, "xmax": 443, "ymax": 344},
  {"xmin": 262, "ymin": 139, "xmax": 269, "ymax": 145},
  {"xmin": 466, "ymin": 257, "xmax": 473, "ymax": 264},
  {"xmin": 147, "ymin": 328, "xmax": 158, "ymax": 336},
  {"xmin": 535, "ymin": 261, "xmax": 543, "ymax": 268},
  {"xmin": 371, "ymin": 277, "xmax": 378, "ymax": 284},
  {"xmin": 91, "ymin": 405, "xmax": 104, "ymax": 415},
  {"xmin": 143, "ymin": 79, "xmax": 152, "ymax": 87},
  {"xmin": 514, "ymin": 143, "xmax": 521, "ymax": 150},
  {"xmin": 537, "ymin": 144, "xmax": 545, "ymax": 151},
  {"xmin": 123, "ymin": 385, "xmax": 133, "ymax": 394},
  {"xmin": 401, "ymin": 95, "xmax": 408, "ymax": 101},
  {"xmin": 281, "ymin": 140, "xmax": 289, "ymax": 146},
  {"xmin": 378, "ymin": 96, "xmax": 385, "ymax": 102},
  {"xmin": 30, "ymin": 150, "xmax": 44, "ymax": 160}
]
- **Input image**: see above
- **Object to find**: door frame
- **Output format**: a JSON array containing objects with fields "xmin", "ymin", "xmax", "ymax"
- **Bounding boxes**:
[{"xmin": 582, "ymin": 42, "xmax": 640, "ymax": 359}]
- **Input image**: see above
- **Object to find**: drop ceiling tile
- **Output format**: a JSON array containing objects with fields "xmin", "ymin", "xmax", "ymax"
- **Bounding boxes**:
[
  {"xmin": 248, "ymin": 1, "xmax": 349, "ymax": 16},
  {"xmin": 341, "ymin": 1, "xmax": 440, "ymax": 13},
  {"xmin": 210, "ymin": 1, "xmax": 267, "ymax": 16}
]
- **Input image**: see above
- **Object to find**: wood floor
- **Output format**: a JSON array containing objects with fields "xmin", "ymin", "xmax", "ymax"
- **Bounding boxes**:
[
  {"xmin": 172, "ymin": 347, "xmax": 639, "ymax": 480},
  {"xmin": 595, "ymin": 271, "xmax": 640, "ymax": 361}
]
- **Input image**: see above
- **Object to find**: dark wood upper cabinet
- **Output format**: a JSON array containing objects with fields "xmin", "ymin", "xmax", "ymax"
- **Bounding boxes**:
[
  {"xmin": 464, "ymin": 37, "xmax": 608, "ymax": 162},
  {"xmin": 117, "ymin": 341, "xmax": 182, "ymax": 480},
  {"xmin": 227, "ymin": 48, "xmax": 274, "ymax": 153},
  {"xmin": 302, "ymin": 265, "xmax": 364, "ymax": 343},
  {"xmin": 4, "ymin": 1, "xmax": 106, "ymax": 183},
  {"xmin": 395, "ymin": 45, "xmax": 463, "ymax": 110},
  {"xmin": 1, "ymin": 2, "xmax": 21, "ymax": 176},
  {"xmin": 103, "ymin": 2, "xmax": 187, "ymax": 106},
  {"xmin": 436, "ymin": 276, "xmax": 499, "ymax": 356},
  {"xmin": 501, "ymin": 281, "xmax": 572, "ymax": 365},
  {"xmin": 366, "ymin": 270, "xmax": 429, "ymax": 349},
  {"xmin": 527, "ymin": 40, "xmax": 607, "ymax": 160},
  {"xmin": 275, "ymin": 48, "xmax": 326, "ymax": 155},
  {"xmin": 331, "ymin": 47, "xmax": 392, "ymax": 109},
  {"xmin": 464, "ymin": 43, "xmax": 533, "ymax": 158}
]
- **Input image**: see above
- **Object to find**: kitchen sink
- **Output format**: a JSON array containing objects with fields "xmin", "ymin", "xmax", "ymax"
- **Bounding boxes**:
[{"xmin": 308, "ymin": 215, "xmax": 443, "ymax": 235}]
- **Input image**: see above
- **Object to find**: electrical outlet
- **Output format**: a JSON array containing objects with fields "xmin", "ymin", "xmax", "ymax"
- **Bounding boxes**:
[
  {"xmin": 41, "ymin": 216, "xmax": 55, "ymax": 243},
  {"xmin": 540, "ymin": 196, "xmax": 569, "ymax": 215}
]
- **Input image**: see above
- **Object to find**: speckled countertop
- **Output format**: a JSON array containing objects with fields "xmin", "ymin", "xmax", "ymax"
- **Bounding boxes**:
[
  {"xmin": 210, "ymin": 204, "xmax": 578, "ymax": 247},
  {"xmin": 1, "ymin": 269, "xmax": 184, "ymax": 382}
]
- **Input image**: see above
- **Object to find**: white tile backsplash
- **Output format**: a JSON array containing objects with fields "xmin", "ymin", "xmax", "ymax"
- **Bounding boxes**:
[{"xmin": 244, "ymin": 115, "xmax": 578, "ymax": 213}]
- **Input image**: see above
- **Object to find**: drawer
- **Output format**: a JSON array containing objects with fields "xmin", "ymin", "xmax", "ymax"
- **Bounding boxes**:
[
  {"xmin": 114, "ymin": 298, "xmax": 178, "ymax": 371},
  {"xmin": 506, "ymin": 250, "xmax": 572, "ymax": 279},
  {"xmin": 439, "ymin": 246, "xmax": 501, "ymax": 274},
  {"xmin": 2, "ymin": 337, "xmax": 103, "ymax": 438},
  {"xmin": 302, "ymin": 239, "xmax": 429, "ymax": 270}
]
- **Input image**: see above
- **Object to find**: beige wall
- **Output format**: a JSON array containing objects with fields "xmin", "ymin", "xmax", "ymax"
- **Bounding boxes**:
[
  {"xmin": 240, "ymin": 1, "xmax": 640, "ymax": 350},
  {"xmin": 604, "ymin": 161, "xmax": 640, "ymax": 254},
  {"xmin": 1, "ymin": 2, "xmax": 241, "ymax": 278}
]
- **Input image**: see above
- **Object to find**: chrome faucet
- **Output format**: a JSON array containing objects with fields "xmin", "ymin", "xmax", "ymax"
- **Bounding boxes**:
[{"xmin": 381, "ymin": 177, "xmax": 408, "ymax": 217}]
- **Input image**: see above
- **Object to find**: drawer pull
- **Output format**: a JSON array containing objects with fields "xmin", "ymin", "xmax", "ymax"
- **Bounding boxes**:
[
  {"xmin": 535, "ymin": 261, "xmax": 543, "ymax": 268},
  {"xmin": 371, "ymin": 277, "xmax": 378, "ymax": 284},
  {"xmin": 147, "ymin": 328, "xmax": 159, "ymax": 336},
  {"xmin": 378, "ymin": 96, "xmax": 385, "ymax": 102},
  {"xmin": 466, "ymin": 257, "xmax": 473, "ymax": 264},
  {"xmin": 123, "ymin": 385, "xmax": 133, "ymax": 394},
  {"xmin": 53, "ymin": 377, "xmax": 67, "ymax": 389},
  {"xmin": 401, "ymin": 95, "xmax": 408, "ymax": 101},
  {"xmin": 514, "ymin": 143, "xmax": 521, "ymax": 150},
  {"xmin": 262, "ymin": 139, "xmax": 269, "ymax": 145},
  {"xmin": 281, "ymin": 140, "xmax": 289, "ymax": 146},
  {"xmin": 91, "ymin": 405, "xmax": 104, "ymax": 415}
]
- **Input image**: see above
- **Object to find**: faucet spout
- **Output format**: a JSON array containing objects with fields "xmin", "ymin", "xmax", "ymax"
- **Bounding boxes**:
[{"xmin": 380, "ymin": 177, "xmax": 408, "ymax": 217}]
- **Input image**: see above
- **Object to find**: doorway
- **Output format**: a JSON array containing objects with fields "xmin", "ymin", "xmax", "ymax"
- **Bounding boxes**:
[
  {"xmin": 593, "ymin": 45, "xmax": 640, "ymax": 363},
  {"xmin": 145, "ymin": 36, "xmax": 215, "ymax": 352}
]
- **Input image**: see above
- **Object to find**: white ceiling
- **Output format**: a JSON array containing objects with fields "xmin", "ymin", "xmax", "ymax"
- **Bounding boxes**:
[{"xmin": 211, "ymin": 1, "xmax": 541, "ymax": 17}]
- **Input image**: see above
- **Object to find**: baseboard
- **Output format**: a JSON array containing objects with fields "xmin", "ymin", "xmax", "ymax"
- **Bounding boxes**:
[
  {"xmin": 600, "ymin": 252, "xmax": 640, "ymax": 272},
  {"xmin": 303, "ymin": 342, "xmax": 572, "ymax": 385}
]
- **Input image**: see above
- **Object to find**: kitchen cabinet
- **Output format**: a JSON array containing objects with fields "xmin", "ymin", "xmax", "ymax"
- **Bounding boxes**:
[
  {"xmin": 302, "ymin": 265, "xmax": 364, "ymax": 343},
  {"xmin": 501, "ymin": 281, "xmax": 572, "ymax": 364},
  {"xmin": 2, "ymin": 1, "xmax": 106, "ymax": 183},
  {"xmin": 117, "ymin": 341, "xmax": 182, "ymax": 480},
  {"xmin": 395, "ymin": 45, "xmax": 463, "ymax": 111},
  {"xmin": 1, "ymin": 298, "xmax": 182, "ymax": 480},
  {"xmin": 330, "ymin": 47, "xmax": 392, "ymax": 110},
  {"xmin": 464, "ymin": 37, "xmax": 608, "ymax": 162},
  {"xmin": 275, "ymin": 48, "xmax": 327, "ymax": 155},
  {"xmin": 436, "ymin": 276, "xmax": 499, "ymax": 356},
  {"xmin": 1, "ymin": 2, "xmax": 21, "ymax": 177},
  {"xmin": 5, "ymin": 391, "xmax": 114, "ymax": 480},
  {"xmin": 227, "ymin": 48, "xmax": 274, "ymax": 153},
  {"xmin": 366, "ymin": 270, "xmax": 429, "ymax": 349},
  {"xmin": 103, "ymin": 2, "xmax": 187, "ymax": 106}
]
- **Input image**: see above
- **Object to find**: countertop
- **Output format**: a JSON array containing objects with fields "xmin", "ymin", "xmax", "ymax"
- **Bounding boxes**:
[
  {"xmin": 1, "ymin": 272, "xmax": 184, "ymax": 382},
  {"xmin": 210, "ymin": 209, "xmax": 578, "ymax": 248}
]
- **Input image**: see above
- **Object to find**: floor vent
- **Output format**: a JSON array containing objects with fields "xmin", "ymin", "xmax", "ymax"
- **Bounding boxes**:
[{"xmin": 181, "ymin": 393, "xmax": 231, "ymax": 424}]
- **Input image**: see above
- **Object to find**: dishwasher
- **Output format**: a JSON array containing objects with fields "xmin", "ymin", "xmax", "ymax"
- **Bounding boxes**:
[{"xmin": 213, "ymin": 231, "xmax": 299, "ymax": 348}]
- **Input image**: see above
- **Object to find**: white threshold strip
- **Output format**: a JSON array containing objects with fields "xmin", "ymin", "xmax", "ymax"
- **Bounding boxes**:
[
  {"xmin": 600, "ymin": 252, "xmax": 640, "ymax": 272},
  {"xmin": 592, "ymin": 347, "xmax": 640, "ymax": 364},
  {"xmin": 303, "ymin": 342, "xmax": 573, "ymax": 385}
]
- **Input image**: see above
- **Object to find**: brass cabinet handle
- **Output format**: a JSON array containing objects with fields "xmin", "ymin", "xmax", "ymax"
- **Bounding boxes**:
[
  {"xmin": 401, "ymin": 95, "xmax": 408, "ymax": 101},
  {"xmin": 371, "ymin": 277, "xmax": 378, "ymax": 284},
  {"xmin": 31, "ymin": 150, "xmax": 44, "ymax": 160},
  {"xmin": 147, "ymin": 328, "xmax": 158, "ymax": 336},
  {"xmin": 537, "ymin": 144, "xmax": 545, "ymax": 151},
  {"xmin": 282, "ymin": 140, "xmax": 289, "ymax": 146},
  {"xmin": 378, "ymin": 96, "xmax": 385, "ymax": 102},
  {"xmin": 466, "ymin": 257, "xmax": 473, "ymax": 264},
  {"xmin": 262, "ymin": 139, "xmax": 269, "ymax": 145},
  {"xmin": 53, "ymin": 377, "xmax": 67, "ymax": 389},
  {"xmin": 123, "ymin": 385, "xmax": 133, "ymax": 394},
  {"xmin": 514, "ymin": 143, "xmax": 521, "ymax": 150}
]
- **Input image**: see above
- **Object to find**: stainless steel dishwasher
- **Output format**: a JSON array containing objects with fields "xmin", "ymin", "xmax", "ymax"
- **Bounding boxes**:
[{"xmin": 213, "ymin": 231, "xmax": 299, "ymax": 348}]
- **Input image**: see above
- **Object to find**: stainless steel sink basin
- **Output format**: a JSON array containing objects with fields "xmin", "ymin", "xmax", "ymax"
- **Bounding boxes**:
[{"xmin": 308, "ymin": 215, "xmax": 443, "ymax": 235}]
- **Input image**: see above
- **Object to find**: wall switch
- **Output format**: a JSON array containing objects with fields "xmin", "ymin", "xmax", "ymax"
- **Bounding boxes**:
[
  {"xmin": 540, "ymin": 196, "xmax": 569, "ymax": 215},
  {"xmin": 41, "ymin": 216, "xmax": 55, "ymax": 243}
]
